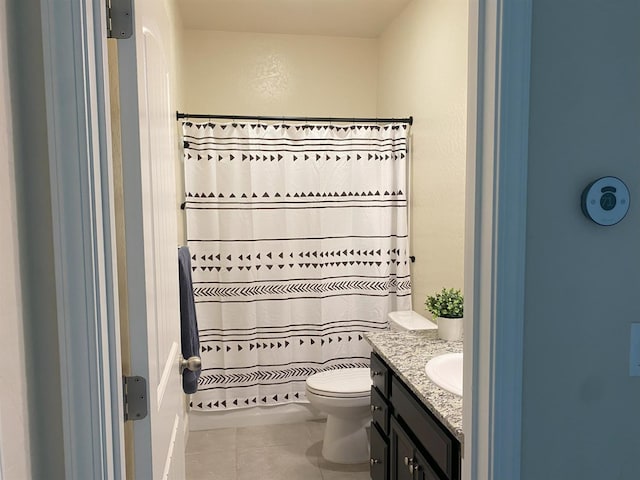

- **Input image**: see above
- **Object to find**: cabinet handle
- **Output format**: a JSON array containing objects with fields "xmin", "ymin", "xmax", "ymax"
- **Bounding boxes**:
[
  {"xmin": 404, "ymin": 456, "xmax": 415, "ymax": 474},
  {"xmin": 371, "ymin": 371, "xmax": 382, "ymax": 377},
  {"xmin": 370, "ymin": 458, "xmax": 380, "ymax": 466},
  {"xmin": 370, "ymin": 404, "xmax": 380, "ymax": 413}
]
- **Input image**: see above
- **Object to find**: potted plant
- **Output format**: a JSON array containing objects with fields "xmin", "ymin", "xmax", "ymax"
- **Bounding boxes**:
[{"xmin": 425, "ymin": 288, "xmax": 464, "ymax": 341}]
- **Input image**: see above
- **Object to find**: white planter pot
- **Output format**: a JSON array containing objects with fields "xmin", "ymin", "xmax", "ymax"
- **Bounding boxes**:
[{"xmin": 437, "ymin": 316, "xmax": 463, "ymax": 341}]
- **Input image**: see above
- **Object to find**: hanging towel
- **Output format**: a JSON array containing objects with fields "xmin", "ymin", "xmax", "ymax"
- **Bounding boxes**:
[{"xmin": 178, "ymin": 246, "xmax": 201, "ymax": 394}]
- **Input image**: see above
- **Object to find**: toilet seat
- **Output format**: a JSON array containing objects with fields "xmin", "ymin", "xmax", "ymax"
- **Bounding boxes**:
[{"xmin": 305, "ymin": 368, "xmax": 371, "ymax": 398}]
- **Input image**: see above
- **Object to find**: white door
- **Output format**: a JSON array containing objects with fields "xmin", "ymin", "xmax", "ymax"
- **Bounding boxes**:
[{"xmin": 117, "ymin": 0, "xmax": 186, "ymax": 478}]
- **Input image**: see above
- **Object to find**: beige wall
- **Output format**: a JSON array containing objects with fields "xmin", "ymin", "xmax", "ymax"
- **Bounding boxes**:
[
  {"xmin": 165, "ymin": 0, "xmax": 188, "ymax": 244},
  {"xmin": 181, "ymin": 30, "xmax": 378, "ymax": 116},
  {"xmin": 165, "ymin": 0, "xmax": 184, "ymax": 108},
  {"xmin": 0, "ymin": 2, "xmax": 31, "ymax": 478},
  {"xmin": 522, "ymin": 1, "xmax": 640, "ymax": 478},
  {"xmin": 178, "ymin": 30, "xmax": 379, "ymax": 244},
  {"xmin": 377, "ymin": 0, "xmax": 468, "ymax": 311},
  {"xmin": 178, "ymin": 4, "xmax": 468, "ymax": 312}
]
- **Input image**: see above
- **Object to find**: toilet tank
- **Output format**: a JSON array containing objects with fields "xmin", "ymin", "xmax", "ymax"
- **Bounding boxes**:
[{"xmin": 388, "ymin": 310, "xmax": 438, "ymax": 331}]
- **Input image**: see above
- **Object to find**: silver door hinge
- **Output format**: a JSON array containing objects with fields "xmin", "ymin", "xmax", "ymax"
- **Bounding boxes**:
[
  {"xmin": 123, "ymin": 375, "xmax": 148, "ymax": 421},
  {"xmin": 106, "ymin": 0, "xmax": 133, "ymax": 39}
]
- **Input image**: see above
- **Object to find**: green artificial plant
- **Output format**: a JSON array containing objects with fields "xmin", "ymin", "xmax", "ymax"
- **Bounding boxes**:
[{"xmin": 425, "ymin": 288, "xmax": 464, "ymax": 319}]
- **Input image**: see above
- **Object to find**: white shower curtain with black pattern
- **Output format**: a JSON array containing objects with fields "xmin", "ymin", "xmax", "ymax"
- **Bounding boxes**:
[{"xmin": 182, "ymin": 120, "xmax": 412, "ymax": 411}]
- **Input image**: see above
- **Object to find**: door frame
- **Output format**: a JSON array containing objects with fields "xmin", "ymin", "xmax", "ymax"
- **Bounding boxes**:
[
  {"xmin": 464, "ymin": 0, "xmax": 532, "ymax": 479},
  {"xmin": 37, "ymin": 0, "xmax": 533, "ymax": 478},
  {"xmin": 38, "ymin": 0, "xmax": 125, "ymax": 478}
]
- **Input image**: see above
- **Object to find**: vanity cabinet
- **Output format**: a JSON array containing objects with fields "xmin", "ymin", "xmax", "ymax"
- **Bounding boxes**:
[{"xmin": 370, "ymin": 352, "xmax": 461, "ymax": 480}]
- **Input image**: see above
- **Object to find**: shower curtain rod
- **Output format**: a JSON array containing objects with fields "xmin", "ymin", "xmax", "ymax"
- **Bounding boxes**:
[{"xmin": 176, "ymin": 111, "xmax": 413, "ymax": 125}]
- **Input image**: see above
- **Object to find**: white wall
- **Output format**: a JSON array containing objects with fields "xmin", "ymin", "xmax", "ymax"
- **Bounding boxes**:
[
  {"xmin": 0, "ymin": 2, "xmax": 31, "ymax": 478},
  {"xmin": 377, "ymin": 0, "xmax": 468, "ymax": 310},
  {"xmin": 181, "ymin": 30, "xmax": 378, "ymax": 116},
  {"xmin": 522, "ymin": 1, "xmax": 640, "ymax": 478}
]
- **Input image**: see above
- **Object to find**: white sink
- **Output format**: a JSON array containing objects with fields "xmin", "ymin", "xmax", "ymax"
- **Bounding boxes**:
[{"xmin": 425, "ymin": 352, "xmax": 463, "ymax": 397}]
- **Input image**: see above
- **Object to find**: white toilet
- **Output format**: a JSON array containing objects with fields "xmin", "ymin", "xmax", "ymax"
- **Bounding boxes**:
[
  {"xmin": 305, "ymin": 310, "xmax": 435, "ymax": 464},
  {"xmin": 305, "ymin": 368, "xmax": 372, "ymax": 464},
  {"xmin": 388, "ymin": 310, "xmax": 437, "ymax": 331}
]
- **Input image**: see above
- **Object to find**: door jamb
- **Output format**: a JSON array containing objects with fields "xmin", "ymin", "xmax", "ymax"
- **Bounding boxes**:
[
  {"xmin": 464, "ymin": 0, "xmax": 532, "ymax": 479},
  {"xmin": 39, "ymin": 0, "xmax": 125, "ymax": 477}
]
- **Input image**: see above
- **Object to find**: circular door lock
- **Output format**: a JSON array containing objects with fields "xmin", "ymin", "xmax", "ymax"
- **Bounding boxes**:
[{"xmin": 581, "ymin": 176, "xmax": 630, "ymax": 226}]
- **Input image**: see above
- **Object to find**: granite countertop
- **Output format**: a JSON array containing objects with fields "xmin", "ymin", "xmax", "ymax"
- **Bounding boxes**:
[{"xmin": 365, "ymin": 330, "xmax": 463, "ymax": 443}]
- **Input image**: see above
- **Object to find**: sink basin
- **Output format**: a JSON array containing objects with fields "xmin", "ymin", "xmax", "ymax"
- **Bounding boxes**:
[{"xmin": 425, "ymin": 353, "xmax": 463, "ymax": 397}]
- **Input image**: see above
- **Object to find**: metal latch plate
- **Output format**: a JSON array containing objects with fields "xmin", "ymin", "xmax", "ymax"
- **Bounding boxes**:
[
  {"xmin": 123, "ymin": 375, "xmax": 148, "ymax": 421},
  {"xmin": 107, "ymin": 0, "xmax": 133, "ymax": 39}
]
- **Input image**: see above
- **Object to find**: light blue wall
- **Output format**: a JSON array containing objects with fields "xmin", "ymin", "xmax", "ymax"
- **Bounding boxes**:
[
  {"xmin": 522, "ymin": 1, "xmax": 640, "ymax": 478},
  {"xmin": 7, "ymin": 0, "xmax": 65, "ymax": 477}
]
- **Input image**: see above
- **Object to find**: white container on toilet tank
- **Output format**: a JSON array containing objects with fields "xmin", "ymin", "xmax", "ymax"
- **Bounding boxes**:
[{"xmin": 388, "ymin": 310, "xmax": 437, "ymax": 331}]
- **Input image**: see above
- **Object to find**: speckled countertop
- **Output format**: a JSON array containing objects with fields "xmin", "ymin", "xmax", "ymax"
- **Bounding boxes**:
[{"xmin": 365, "ymin": 330, "xmax": 464, "ymax": 443}]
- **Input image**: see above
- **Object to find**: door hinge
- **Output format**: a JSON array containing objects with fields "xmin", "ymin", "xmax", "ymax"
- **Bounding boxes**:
[
  {"xmin": 123, "ymin": 375, "xmax": 148, "ymax": 421},
  {"xmin": 106, "ymin": 0, "xmax": 133, "ymax": 39}
]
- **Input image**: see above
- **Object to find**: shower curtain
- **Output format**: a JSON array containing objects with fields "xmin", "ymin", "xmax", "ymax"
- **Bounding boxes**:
[{"xmin": 182, "ymin": 120, "xmax": 411, "ymax": 410}]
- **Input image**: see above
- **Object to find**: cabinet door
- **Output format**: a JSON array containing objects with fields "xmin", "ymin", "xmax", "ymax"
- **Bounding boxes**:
[
  {"xmin": 370, "ymin": 423, "xmax": 388, "ymax": 480},
  {"xmin": 391, "ymin": 376, "xmax": 459, "ymax": 479},
  {"xmin": 413, "ymin": 450, "xmax": 440, "ymax": 480},
  {"xmin": 390, "ymin": 417, "xmax": 415, "ymax": 480}
]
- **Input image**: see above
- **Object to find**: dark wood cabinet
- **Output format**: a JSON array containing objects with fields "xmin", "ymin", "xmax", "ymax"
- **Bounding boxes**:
[
  {"xmin": 370, "ymin": 352, "xmax": 461, "ymax": 480},
  {"xmin": 390, "ymin": 416, "xmax": 414, "ymax": 480},
  {"xmin": 371, "ymin": 352, "xmax": 390, "ymax": 397},
  {"xmin": 370, "ymin": 422, "xmax": 389, "ymax": 480},
  {"xmin": 371, "ymin": 384, "xmax": 390, "ymax": 435},
  {"xmin": 391, "ymin": 417, "xmax": 441, "ymax": 480}
]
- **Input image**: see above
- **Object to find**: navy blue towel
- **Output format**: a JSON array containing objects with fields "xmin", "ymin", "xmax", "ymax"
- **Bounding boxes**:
[{"xmin": 178, "ymin": 246, "xmax": 201, "ymax": 394}]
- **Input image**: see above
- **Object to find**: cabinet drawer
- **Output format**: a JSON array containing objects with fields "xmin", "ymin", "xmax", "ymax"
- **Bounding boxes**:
[
  {"xmin": 370, "ymin": 422, "xmax": 388, "ymax": 480},
  {"xmin": 371, "ymin": 385, "xmax": 390, "ymax": 435},
  {"xmin": 370, "ymin": 352, "xmax": 390, "ymax": 397},
  {"xmin": 391, "ymin": 377, "xmax": 459, "ymax": 480}
]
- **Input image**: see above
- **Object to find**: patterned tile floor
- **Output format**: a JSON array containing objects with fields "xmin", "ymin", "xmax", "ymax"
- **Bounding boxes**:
[{"xmin": 186, "ymin": 420, "xmax": 371, "ymax": 480}]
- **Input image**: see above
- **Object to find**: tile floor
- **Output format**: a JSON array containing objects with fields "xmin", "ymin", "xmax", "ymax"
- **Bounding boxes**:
[{"xmin": 185, "ymin": 420, "xmax": 371, "ymax": 480}]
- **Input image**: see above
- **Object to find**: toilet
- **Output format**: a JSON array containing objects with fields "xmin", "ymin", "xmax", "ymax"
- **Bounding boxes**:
[
  {"xmin": 305, "ymin": 310, "xmax": 435, "ymax": 464},
  {"xmin": 305, "ymin": 368, "xmax": 372, "ymax": 464},
  {"xmin": 388, "ymin": 310, "xmax": 437, "ymax": 331}
]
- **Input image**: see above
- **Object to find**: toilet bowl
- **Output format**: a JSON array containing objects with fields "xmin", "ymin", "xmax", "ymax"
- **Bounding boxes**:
[{"xmin": 305, "ymin": 368, "xmax": 372, "ymax": 464}]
